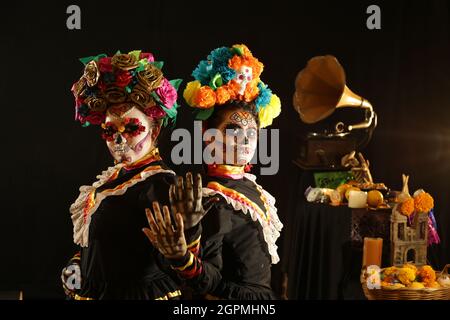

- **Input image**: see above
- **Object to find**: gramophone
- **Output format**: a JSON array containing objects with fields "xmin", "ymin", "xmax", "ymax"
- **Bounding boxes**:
[{"xmin": 293, "ymin": 55, "xmax": 377, "ymax": 171}]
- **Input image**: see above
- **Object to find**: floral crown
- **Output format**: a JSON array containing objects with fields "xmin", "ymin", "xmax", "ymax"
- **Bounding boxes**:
[
  {"xmin": 71, "ymin": 50, "xmax": 182, "ymax": 127},
  {"xmin": 183, "ymin": 44, "xmax": 281, "ymax": 128}
]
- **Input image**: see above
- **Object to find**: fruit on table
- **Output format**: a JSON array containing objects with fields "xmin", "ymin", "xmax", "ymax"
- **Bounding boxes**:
[
  {"xmin": 367, "ymin": 190, "xmax": 384, "ymax": 208},
  {"xmin": 330, "ymin": 190, "xmax": 342, "ymax": 206},
  {"xmin": 336, "ymin": 184, "xmax": 351, "ymax": 199}
]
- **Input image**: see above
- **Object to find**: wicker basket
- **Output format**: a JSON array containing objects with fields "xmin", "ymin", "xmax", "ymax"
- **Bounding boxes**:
[{"xmin": 361, "ymin": 264, "xmax": 450, "ymax": 300}]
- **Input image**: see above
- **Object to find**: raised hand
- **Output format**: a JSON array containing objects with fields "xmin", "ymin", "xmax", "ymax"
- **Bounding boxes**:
[
  {"xmin": 143, "ymin": 201, "xmax": 187, "ymax": 260},
  {"xmin": 169, "ymin": 172, "xmax": 218, "ymax": 229}
]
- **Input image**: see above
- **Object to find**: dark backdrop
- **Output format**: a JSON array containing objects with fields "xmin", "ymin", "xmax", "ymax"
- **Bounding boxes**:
[{"xmin": 0, "ymin": 0, "xmax": 449, "ymax": 299}]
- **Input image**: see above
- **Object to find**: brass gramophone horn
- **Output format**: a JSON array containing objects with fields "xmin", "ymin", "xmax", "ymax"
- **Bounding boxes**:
[{"xmin": 293, "ymin": 55, "xmax": 376, "ymax": 132}]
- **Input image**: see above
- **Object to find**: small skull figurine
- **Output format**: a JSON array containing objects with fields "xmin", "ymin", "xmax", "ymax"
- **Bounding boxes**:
[{"xmin": 235, "ymin": 66, "xmax": 253, "ymax": 95}]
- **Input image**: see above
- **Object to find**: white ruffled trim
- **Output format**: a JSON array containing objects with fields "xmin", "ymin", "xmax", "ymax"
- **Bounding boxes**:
[
  {"xmin": 203, "ymin": 173, "xmax": 283, "ymax": 264},
  {"xmin": 70, "ymin": 163, "xmax": 175, "ymax": 247}
]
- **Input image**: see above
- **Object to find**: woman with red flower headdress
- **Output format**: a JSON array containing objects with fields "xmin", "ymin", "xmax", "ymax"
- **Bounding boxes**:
[{"xmin": 61, "ymin": 50, "xmax": 188, "ymax": 300}]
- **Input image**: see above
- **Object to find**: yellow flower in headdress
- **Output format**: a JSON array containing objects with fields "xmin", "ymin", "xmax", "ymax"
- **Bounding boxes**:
[
  {"xmin": 183, "ymin": 80, "xmax": 201, "ymax": 107},
  {"xmin": 259, "ymin": 94, "xmax": 281, "ymax": 128}
]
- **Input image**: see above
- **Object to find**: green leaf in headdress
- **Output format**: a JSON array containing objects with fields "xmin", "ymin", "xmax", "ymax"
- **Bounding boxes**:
[
  {"xmin": 79, "ymin": 53, "xmax": 107, "ymax": 65},
  {"xmin": 164, "ymin": 103, "xmax": 179, "ymax": 128},
  {"xmin": 231, "ymin": 46, "xmax": 244, "ymax": 56},
  {"xmin": 169, "ymin": 79, "xmax": 183, "ymax": 91},
  {"xmin": 82, "ymin": 121, "xmax": 91, "ymax": 127},
  {"xmin": 152, "ymin": 61, "xmax": 164, "ymax": 70},
  {"xmin": 135, "ymin": 62, "xmax": 146, "ymax": 73},
  {"xmin": 160, "ymin": 103, "xmax": 178, "ymax": 119},
  {"xmin": 195, "ymin": 107, "xmax": 215, "ymax": 120},
  {"xmin": 128, "ymin": 50, "xmax": 141, "ymax": 61},
  {"xmin": 209, "ymin": 73, "xmax": 223, "ymax": 90}
]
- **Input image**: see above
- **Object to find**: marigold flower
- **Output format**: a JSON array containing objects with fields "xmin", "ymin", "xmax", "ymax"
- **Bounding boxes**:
[
  {"xmin": 183, "ymin": 80, "xmax": 201, "ymax": 107},
  {"xmin": 397, "ymin": 267, "xmax": 416, "ymax": 286},
  {"xmin": 402, "ymin": 263, "xmax": 418, "ymax": 274},
  {"xmin": 243, "ymin": 80, "xmax": 260, "ymax": 102},
  {"xmin": 417, "ymin": 265, "xmax": 436, "ymax": 285},
  {"xmin": 228, "ymin": 55, "xmax": 264, "ymax": 79},
  {"xmin": 215, "ymin": 86, "xmax": 231, "ymax": 105},
  {"xmin": 383, "ymin": 266, "xmax": 398, "ymax": 277},
  {"xmin": 426, "ymin": 281, "xmax": 441, "ymax": 288},
  {"xmin": 399, "ymin": 198, "xmax": 414, "ymax": 217},
  {"xmin": 194, "ymin": 86, "xmax": 216, "ymax": 108},
  {"xmin": 409, "ymin": 281, "xmax": 425, "ymax": 289},
  {"xmin": 414, "ymin": 192, "xmax": 434, "ymax": 213}
]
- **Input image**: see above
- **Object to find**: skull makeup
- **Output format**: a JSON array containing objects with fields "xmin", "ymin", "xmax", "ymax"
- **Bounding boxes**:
[
  {"xmin": 207, "ymin": 108, "xmax": 258, "ymax": 166},
  {"xmin": 235, "ymin": 66, "xmax": 253, "ymax": 95},
  {"xmin": 102, "ymin": 104, "xmax": 161, "ymax": 164}
]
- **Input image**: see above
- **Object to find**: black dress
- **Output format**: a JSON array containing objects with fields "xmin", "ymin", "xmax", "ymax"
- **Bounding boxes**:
[
  {"xmin": 169, "ymin": 173, "xmax": 283, "ymax": 300},
  {"xmin": 68, "ymin": 155, "xmax": 181, "ymax": 300}
]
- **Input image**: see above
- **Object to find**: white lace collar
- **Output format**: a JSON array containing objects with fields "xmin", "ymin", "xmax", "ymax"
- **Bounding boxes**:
[
  {"xmin": 202, "ymin": 173, "xmax": 283, "ymax": 264},
  {"xmin": 70, "ymin": 163, "xmax": 174, "ymax": 247}
]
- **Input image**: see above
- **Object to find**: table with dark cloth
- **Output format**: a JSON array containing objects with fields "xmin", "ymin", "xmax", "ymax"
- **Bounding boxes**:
[{"xmin": 282, "ymin": 164, "xmax": 391, "ymax": 300}]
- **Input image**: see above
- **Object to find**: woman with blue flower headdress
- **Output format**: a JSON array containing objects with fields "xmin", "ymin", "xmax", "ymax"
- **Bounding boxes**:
[{"xmin": 143, "ymin": 44, "xmax": 284, "ymax": 300}]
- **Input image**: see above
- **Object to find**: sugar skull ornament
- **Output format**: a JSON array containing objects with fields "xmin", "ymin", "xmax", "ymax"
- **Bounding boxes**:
[{"xmin": 235, "ymin": 66, "xmax": 253, "ymax": 95}]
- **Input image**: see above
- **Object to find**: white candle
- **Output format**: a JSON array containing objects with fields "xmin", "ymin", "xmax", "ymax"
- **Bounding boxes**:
[{"xmin": 348, "ymin": 190, "xmax": 368, "ymax": 208}]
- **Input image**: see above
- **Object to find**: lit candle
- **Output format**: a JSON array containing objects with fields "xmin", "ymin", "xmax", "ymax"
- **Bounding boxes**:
[
  {"xmin": 348, "ymin": 190, "xmax": 368, "ymax": 208},
  {"xmin": 362, "ymin": 237, "xmax": 383, "ymax": 268}
]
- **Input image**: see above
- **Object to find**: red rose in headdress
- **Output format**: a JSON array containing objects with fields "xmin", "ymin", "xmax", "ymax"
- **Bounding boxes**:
[
  {"xmin": 115, "ymin": 71, "xmax": 132, "ymax": 88},
  {"xmin": 140, "ymin": 52, "xmax": 154, "ymax": 63},
  {"xmin": 83, "ymin": 112, "xmax": 106, "ymax": 125},
  {"xmin": 98, "ymin": 57, "xmax": 113, "ymax": 73},
  {"xmin": 144, "ymin": 106, "xmax": 166, "ymax": 119}
]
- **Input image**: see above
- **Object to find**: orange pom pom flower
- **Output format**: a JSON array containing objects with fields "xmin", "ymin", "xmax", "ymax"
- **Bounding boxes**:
[
  {"xmin": 399, "ymin": 198, "xmax": 415, "ymax": 217},
  {"xmin": 194, "ymin": 86, "xmax": 216, "ymax": 108},
  {"xmin": 418, "ymin": 265, "xmax": 436, "ymax": 285},
  {"xmin": 414, "ymin": 192, "xmax": 434, "ymax": 213},
  {"xmin": 215, "ymin": 86, "xmax": 231, "ymax": 105}
]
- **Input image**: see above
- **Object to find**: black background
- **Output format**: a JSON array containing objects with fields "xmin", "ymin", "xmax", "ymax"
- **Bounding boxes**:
[{"xmin": 0, "ymin": 0, "xmax": 449, "ymax": 299}]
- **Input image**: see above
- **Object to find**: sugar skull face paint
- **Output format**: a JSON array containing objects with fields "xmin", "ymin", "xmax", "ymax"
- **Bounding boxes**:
[
  {"xmin": 208, "ymin": 109, "xmax": 258, "ymax": 166},
  {"xmin": 103, "ymin": 104, "xmax": 160, "ymax": 164},
  {"xmin": 101, "ymin": 118, "xmax": 146, "ymax": 142}
]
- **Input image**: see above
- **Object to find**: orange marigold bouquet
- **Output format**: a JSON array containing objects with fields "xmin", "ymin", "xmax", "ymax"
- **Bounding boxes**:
[
  {"xmin": 380, "ymin": 264, "xmax": 440, "ymax": 289},
  {"xmin": 183, "ymin": 44, "xmax": 281, "ymax": 128}
]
